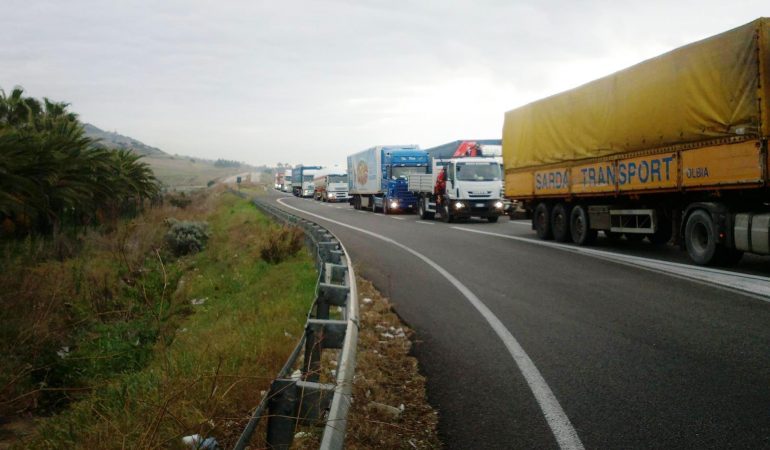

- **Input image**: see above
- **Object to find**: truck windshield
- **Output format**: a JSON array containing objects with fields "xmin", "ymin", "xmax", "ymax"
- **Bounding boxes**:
[
  {"xmin": 391, "ymin": 166, "xmax": 427, "ymax": 179},
  {"xmin": 456, "ymin": 162, "xmax": 501, "ymax": 181},
  {"xmin": 329, "ymin": 175, "xmax": 347, "ymax": 183},
  {"xmin": 303, "ymin": 175, "xmax": 314, "ymax": 182}
]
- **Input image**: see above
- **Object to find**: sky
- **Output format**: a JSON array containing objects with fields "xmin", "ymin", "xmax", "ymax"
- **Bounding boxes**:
[{"xmin": 1, "ymin": 1, "xmax": 768, "ymax": 167}]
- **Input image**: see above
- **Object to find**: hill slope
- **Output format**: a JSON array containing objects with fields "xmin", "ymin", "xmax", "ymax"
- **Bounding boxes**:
[
  {"xmin": 84, "ymin": 123, "xmax": 261, "ymax": 189},
  {"xmin": 83, "ymin": 123, "xmax": 166, "ymax": 156}
]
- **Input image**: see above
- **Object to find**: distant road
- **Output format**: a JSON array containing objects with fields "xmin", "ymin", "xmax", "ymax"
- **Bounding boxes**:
[{"xmin": 267, "ymin": 191, "xmax": 770, "ymax": 449}]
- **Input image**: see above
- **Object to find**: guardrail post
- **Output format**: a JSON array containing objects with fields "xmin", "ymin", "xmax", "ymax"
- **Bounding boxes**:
[{"xmin": 266, "ymin": 379, "xmax": 299, "ymax": 450}]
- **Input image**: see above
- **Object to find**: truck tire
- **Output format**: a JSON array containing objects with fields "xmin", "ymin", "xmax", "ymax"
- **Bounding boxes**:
[
  {"xmin": 418, "ymin": 197, "xmax": 434, "ymax": 220},
  {"xmin": 383, "ymin": 198, "xmax": 390, "ymax": 215},
  {"xmin": 487, "ymin": 216, "xmax": 499, "ymax": 223},
  {"xmin": 353, "ymin": 196, "xmax": 360, "ymax": 210},
  {"xmin": 441, "ymin": 204, "xmax": 453, "ymax": 223},
  {"xmin": 551, "ymin": 203, "xmax": 572, "ymax": 242},
  {"xmin": 533, "ymin": 202, "xmax": 553, "ymax": 240},
  {"xmin": 570, "ymin": 205, "xmax": 597, "ymax": 245},
  {"xmin": 625, "ymin": 233, "xmax": 645, "ymax": 243},
  {"xmin": 685, "ymin": 209, "xmax": 718, "ymax": 265}
]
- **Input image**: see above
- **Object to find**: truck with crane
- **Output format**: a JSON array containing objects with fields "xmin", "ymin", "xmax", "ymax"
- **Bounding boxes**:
[
  {"xmin": 347, "ymin": 145, "xmax": 429, "ymax": 213},
  {"xmin": 408, "ymin": 141, "xmax": 506, "ymax": 222},
  {"xmin": 503, "ymin": 17, "xmax": 770, "ymax": 265}
]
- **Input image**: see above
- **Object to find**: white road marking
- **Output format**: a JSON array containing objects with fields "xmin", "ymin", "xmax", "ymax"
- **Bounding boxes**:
[
  {"xmin": 390, "ymin": 216, "xmax": 405, "ymax": 220},
  {"xmin": 416, "ymin": 221, "xmax": 435, "ymax": 226},
  {"xmin": 452, "ymin": 227, "xmax": 770, "ymax": 301},
  {"xmin": 356, "ymin": 210, "xmax": 367, "ymax": 214},
  {"xmin": 509, "ymin": 220, "xmax": 531, "ymax": 226},
  {"xmin": 277, "ymin": 197, "xmax": 584, "ymax": 450}
]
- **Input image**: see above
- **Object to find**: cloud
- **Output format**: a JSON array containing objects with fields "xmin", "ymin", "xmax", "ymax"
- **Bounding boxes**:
[{"xmin": 1, "ymin": 0, "xmax": 767, "ymax": 166}]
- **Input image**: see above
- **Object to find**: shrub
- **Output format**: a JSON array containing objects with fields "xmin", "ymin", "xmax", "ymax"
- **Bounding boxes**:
[
  {"xmin": 165, "ymin": 219, "xmax": 210, "ymax": 255},
  {"xmin": 260, "ymin": 225, "xmax": 305, "ymax": 264}
]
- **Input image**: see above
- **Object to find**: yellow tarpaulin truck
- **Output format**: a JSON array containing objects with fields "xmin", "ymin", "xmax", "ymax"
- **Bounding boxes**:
[{"xmin": 503, "ymin": 17, "xmax": 770, "ymax": 265}]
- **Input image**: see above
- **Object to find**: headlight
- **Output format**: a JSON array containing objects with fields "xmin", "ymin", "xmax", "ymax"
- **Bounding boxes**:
[
  {"xmin": 329, "ymin": 193, "xmax": 336, "ymax": 198},
  {"xmin": 494, "ymin": 201, "xmax": 504, "ymax": 209},
  {"xmin": 390, "ymin": 201, "xmax": 398, "ymax": 208},
  {"xmin": 455, "ymin": 202, "xmax": 465, "ymax": 209}
]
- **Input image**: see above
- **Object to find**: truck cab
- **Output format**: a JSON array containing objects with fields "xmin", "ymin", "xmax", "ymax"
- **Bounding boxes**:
[
  {"xmin": 313, "ymin": 168, "xmax": 349, "ymax": 202},
  {"xmin": 281, "ymin": 170, "xmax": 292, "ymax": 192},
  {"xmin": 410, "ymin": 156, "xmax": 505, "ymax": 222},
  {"xmin": 378, "ymin": 149, "xmax": 429, "ymax": 213},
  {"xmin": 292, "ymin": 165, "xmax": 322, "ymax": 197},
  {"xmin": 301, "ymin": 169, "xmax": 319, "ymax": 197}
]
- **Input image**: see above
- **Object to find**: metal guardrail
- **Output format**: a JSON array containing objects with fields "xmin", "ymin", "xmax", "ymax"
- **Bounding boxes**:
[{"xmin": 234, "ymin": 196, "xmax": 359, "ymax": 450}]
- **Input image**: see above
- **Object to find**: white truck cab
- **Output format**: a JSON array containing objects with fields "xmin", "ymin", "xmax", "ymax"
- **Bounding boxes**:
[{"xmin": 409, "ymin": 156, "xmax": 505, "ymax": 222}]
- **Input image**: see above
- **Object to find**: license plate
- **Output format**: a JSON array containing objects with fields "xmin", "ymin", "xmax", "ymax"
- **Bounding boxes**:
[{"xmin": 475, "ymin": 203, "xmax": 485, "ymax": 208}]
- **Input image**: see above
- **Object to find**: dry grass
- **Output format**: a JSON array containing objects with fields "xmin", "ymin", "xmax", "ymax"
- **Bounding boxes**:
[{"xmin": 290, "ymin": 277, "xmax": 441, "ymax": 450}]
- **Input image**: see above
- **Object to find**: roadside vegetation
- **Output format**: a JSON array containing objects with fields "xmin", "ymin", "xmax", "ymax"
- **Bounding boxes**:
[
  {"xmin": 1, "ymin": 177, "xmax": 318, "ymax": 448},
  {"xmin": 0, "ymin": 86, "xmax": 159, "ymax": 238}
]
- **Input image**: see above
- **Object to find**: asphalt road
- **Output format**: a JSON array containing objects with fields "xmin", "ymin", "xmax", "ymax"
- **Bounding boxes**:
[{"xmin": 267, "ymin": 191, "xmax": 770, "ymax": 449}]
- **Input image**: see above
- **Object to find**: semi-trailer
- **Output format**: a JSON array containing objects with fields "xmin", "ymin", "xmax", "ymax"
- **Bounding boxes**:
[
  {"xmin": 409, "ymin": 141, "xmax": 506, "ymax": 222},
  {"xmin": 313, "ymin": 167, "xmax": 349, "ymax": 202},
  {"xmin": 503, "ymin": 18, "xmax": 770, "ymax": 265},
  {"xmin": 292, "ymin": 165, "xmax": 322, "ymax": 197},
  {"xmin": 347, "ymin": 145, "xmax": 429, "ymax": 213}
]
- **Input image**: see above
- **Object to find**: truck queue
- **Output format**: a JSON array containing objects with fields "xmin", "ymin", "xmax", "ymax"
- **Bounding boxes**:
[{"xmin": 274, "ymin": 18, "xmax": 770, "ymax": 267}]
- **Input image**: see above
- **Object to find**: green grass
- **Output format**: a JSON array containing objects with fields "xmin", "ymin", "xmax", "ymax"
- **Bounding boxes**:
[{"xmin": 15, "ymin": 193, "xmax": 317, "ymax": 449}]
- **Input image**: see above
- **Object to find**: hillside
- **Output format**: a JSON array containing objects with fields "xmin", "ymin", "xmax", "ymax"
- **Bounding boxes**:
[
  {"xmin": 84, "ymin": 123, "xmax": 262, "ymax": 189},
  {"xmin": 83, "ymin": 123, "xmax": 166, "ymax": 156}
]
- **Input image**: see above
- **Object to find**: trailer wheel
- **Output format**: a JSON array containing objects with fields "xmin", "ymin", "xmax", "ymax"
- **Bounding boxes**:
[
  {"xmin": 353, "ymin": 196, "xmax": 360, "ymax": 210},
  {"xmin": 551, "ymin": 203, "xmax": 572, "ymax": 242},
  {"xmin": 382, "ymin": 197, "xmax": 390, "ymax": 215},
  {"xmin": 685, "ymin": 209, "xmax": 718, "ymax": 265},
  {"xmin": 487, "ymin": 216, "xmax": 499, "ymax": 223},
  {"xmin": 625, "ymin": 233, "xmax": 645, "ymax": 243},
  {"xmin": 533, "ymin": 202, "xmax": 553, "ymax": 240},
  {"xmin": 570, "ymin": 205, "xmax": 596, "ymax": 245}
]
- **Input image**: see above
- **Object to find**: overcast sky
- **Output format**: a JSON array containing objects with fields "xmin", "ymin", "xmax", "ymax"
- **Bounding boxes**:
[{"xmin": 1, "ymin": 1, "xmax": 767, "ymax": 167}]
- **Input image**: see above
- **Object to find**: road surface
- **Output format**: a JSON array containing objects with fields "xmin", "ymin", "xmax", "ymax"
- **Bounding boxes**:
[{"xmin": 267, "ymin": 191, "xmax": 770, "ymax": 449}]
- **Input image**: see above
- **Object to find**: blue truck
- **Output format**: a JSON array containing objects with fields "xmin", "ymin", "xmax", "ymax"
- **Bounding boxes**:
[
  {"xmin": 291, "ymin": 164, "xmax": 323, "ymax": 197},
  {"xmin": 347, "ymin": 145, "xmax": 429, "ymax": 214}
]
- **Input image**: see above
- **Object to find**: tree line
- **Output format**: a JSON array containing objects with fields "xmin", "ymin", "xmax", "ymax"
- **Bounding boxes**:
[{"xmin": 0, "ymin": 86, "xmax": 160, "ymax": 236}]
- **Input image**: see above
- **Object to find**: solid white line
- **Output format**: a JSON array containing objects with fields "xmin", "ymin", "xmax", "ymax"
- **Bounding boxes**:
[
  {"xmin": 390, "ymin": 216, "xmax": 405, "ymax": 220},
  {"xmin": 276, "ymin": 197, "xmax": 584, "ymax": 450},
  {"xmin": 416, "ymin": 221, "xmax": 435, "ymax": 226},
  {"xmin": 509, "ymin": 220, "xmax": 531, "ymax": 226},
  {"xmin": 452, "ymin": 227, "xmax": 770, "ymax": 301}
]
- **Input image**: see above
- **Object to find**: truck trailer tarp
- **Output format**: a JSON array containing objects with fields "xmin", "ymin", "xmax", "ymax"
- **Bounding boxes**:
[{"xmin": 503, "ymin": 18, "xmax": 770, "ymax": 171}]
